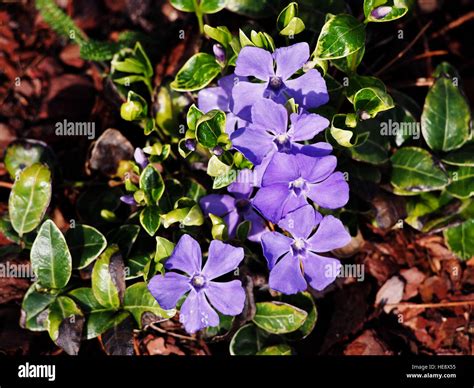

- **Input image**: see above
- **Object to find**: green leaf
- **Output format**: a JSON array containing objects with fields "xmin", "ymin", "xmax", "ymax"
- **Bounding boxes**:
[
  {"xmin": 446, "ymin": 166, "xmax": 474, "ymax": 199},
  {"xmin": 331, "ymin": 45, "xmax": 365, "ymax": 74},
  {"xmin": 139, "ymin": 206, "xmax": 161, "ymax": 236},
  {"xmin": 313, "ymin": 14, "xmax": 366, "ymax": 60},
  {"xmin": 229, "ymin": 324, "xmax": 269, "ymax": 355},
  {"xmin": 66, "ymin": 224, "xmax": 107, "ymax": 269},
  {"xmin": 348, "ymin": 119, "xmax": 390, "ymax": 165},
  {"xmin": 107, "ymin": 225, "xmax": 140, "ymax": 258},
  {"xmin": 170, "ymin": 0, "xmax": 195, "ymax": 12},
  {"xmin": 209, "ymin": 213, "xmax": 228, "ymax": 240},
  {"xmin": 353, "ymin": 87, "xmax": 394, "ymax": 118},
  {"xmin": 390, "ymin": 147, "xmax": 449, "ymax": 193},
  {"xmin": 280, "ymin": 17, "xmax": 305, "ymax": 36},
  {"xmin": 31, "ymin": 220, "xmax": 72, "ymax": 289},
  {"xmin": 124, "ymin": 282, "xmax": 175, "ymax": 328},
  {"xmin": 444, "ymin": 220, "xmax": 474, "ymax": 260},
  {"xmin": 4, "ymin": 139, "xmax": 56, "ymax": 179},
  {"xmin": 161, "ymin": 204, "xmax": 204, "ymax": 228},
  {"xmin": 171, "ymin": 53, "xmax": 221, "ymax": 92},
  {"xmin": 200, "ymin": 0, "xmax": 227, "ymax": 14},
  {"xmin": 155, "ymin": 236, "xmax": 175, "ymax": 262},
  {"xmin": 256, "ymin": 344, "xmax": 294, "ymax": 355},
  {"xmin": 280, "ymin": 292, "xmax": 318, "ymax": 340},
  {"xmin": 330, "ymin": 114, "xmax": 365, "ymax": 148},
  {"xmin": 252, "ymin": 301, "xmax": 307, "ymax": 334},
  {"xmin": 364, "ymin": 1, "xmax": 408, "ymax": 23},
  {"xmin": 21, "ymin": 283, "xmax": 57, "ymax": 331},
  {"xmin": 139, "ymin": 165, "xmax": 165, "ymax": 205},
  {"xmin": 207, "ymin": 155, "xmax": 232, "ymax": 177},
  {"xmin": 204, "ymin": 25, "xmax": 233, "ymax": 47},
  {"xmin": 346, "ymin": 75, "xmax": 386, "ymax": 103},
  {"xmin": 187, "ymin": 104, "xmax": 204, "ymax": 130},
  {"xmin": 236, "ymin": 220, "xmax": 251, "ymax": 241},
  {"xmin": 226, "ymin": 0, "xmax": 277, "ymax": 18},
  {"xmin": 47, "ymin": 296, "xmax": 84, "ymax": 355},
  {"xmin": 442, "ymin": 145, "xmax": 474, "ymax": 167},
  {"xmin": 9, "ymin": 163, "xmax": 52, "ymax": 236},
  {"xmin": 196, "ymin": 109, "xmax": 226, "ymax": 148},
  {"xmin": 421, "ymin": 77, "xmax": 471, "ymax": 152},
  {"xmin": 92, "ymin": 246, "xmax": 124, "ymax": 310}
]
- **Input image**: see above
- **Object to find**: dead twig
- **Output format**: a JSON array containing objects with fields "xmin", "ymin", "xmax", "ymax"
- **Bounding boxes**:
[
  {"xmin": 430, "ymin": 11, "xmax": 474, "ymax": 39},
  {"xmin": 387, "ymin": 300, "xmax": 474, "ymax": 309},
  {"xmin": 148, "ymin": 323, "xmax": 198, "ymax": 342}
]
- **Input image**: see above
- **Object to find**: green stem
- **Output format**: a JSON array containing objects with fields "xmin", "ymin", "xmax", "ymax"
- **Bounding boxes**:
[{"xmin": 192, "ymin": 0, "xmax": 204, "ymax": 34}]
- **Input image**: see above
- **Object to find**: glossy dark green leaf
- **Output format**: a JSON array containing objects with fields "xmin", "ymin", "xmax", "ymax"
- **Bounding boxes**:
[
  {"xmin": 139, "ymin": 206, "xmax": 161, "ymax": 236},
  {"xmin": 446, "ymin": 166, "xmax": 474, "ymax": 199},
  {"xmin": 421, "ymin": 77, "xmax": 471, "ymax": 152},
  {"xmin": 66, "ymin": 224, "xmax": 107, "ymax": 269},
  {"xmin": 9, "ymin": 163, "xmax": 52, "ymax": 236},
  {"xmin": 47, "ymin": 296, "xmax": 84, "ymax": 355},
  {"xmin": 314, "ymin": 14, "xmax": 365, "ymax": 60},
  {"xmin": 256, "ymin": 344, "xmax": 294, "ymax": 355},
  {"xmin": 390, "ymin": 147, "xmax": 449, "ymax": 193},
  {"xmin": 331, "ymin": 45, "xmax": 364, "ymax": 74},
  {"xmin": 200, "ymin": 0, "xmax": 227, "ymax": 13},
  {"xmin": 442, "ymin": 145, "xmax": 474, "ymax": 167},
  {"xmin": 92, "ymin": 246, "xmax": 124, "ymax": 310},
  {"xmin": 139, "ymin": 165, "xmax": 165, "ymax": 205},
  {"xmin": 108, "ymin": 224, "xmax": 140, "ymax": 258},
  {"xmin": 30, "ymin": 220, "xmax": 72, "ymax": 289},
  {"xmin": 346, "ymin": 75, "xmax": 386, "ymax": 103},
  {"xmin": 444, "ymin": 220, "xmax": 474, "ymax": 261},
  {"xmin": 348, "ymin": 119, "xmax": 390, "ymax": 165},
  {"xmin": 226, "ymin": 0, "xmax": 277, "ymax": 18},
  {"xmin": 229, "ymin": 323, "xmax": 269, "ymax": 355},
  {"xmin": 252, "ymin": 301, "xmax": 307, "ymax": 334},
  {"xmin": 171, "ymin": 53, "xmax": 221, "ymax": 92},
  {"xmin": 124, "ymin": 282, "xmax": 175, "ymax": 328},
  {"xmin": 196, "ymin": 110, "xmax": 226, "ymax": 148},
  {"xmin": 170, "ymin": 0, "xmax": 194, "ymax": 12}
]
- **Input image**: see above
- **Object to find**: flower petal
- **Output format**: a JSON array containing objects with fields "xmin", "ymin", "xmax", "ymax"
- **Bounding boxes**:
[
  {"xmin": 200, "ymin": 194, "xmax": 235, "ymax": 217},
  {"xmin": 250, "ymin": 98, "xmax": 288, "ymax": 134},
  {"xmin": 231, "ymin": 82, "xmax": 267, "ymax": 121},
  {"xmin": 261, "ymin": 152, "xmax": 300, "ymax": 186},
  {"xmin": 292, "ymin": 142, "xmax": 333, "ymax": 158},
  {"xmin": 204, "ymin": 280, "xmax": 245, "ymax": 315},
  {"xmin": 308, "ymin": 171, "xmax": 349, "ymax": 209},
  {"xmin": 274, "ymin": 42, "xmax": 310, "ymax": 80},
  {"xmin": 223, "ymin": 208, "xmax": 241, "ymax": 239},
  {"xmin": 198, "ymin": 86, "xmax": 229, "ymax": 113},
  {"xmin": 302, "ymin": 252, "xmax": 340, "ymax": 291},
  {"xmin": 148, "ymin": 272, "xmax": 191, "ymax": 310},
  {"xmin": 234, "ymin": 46, "xmax": 274, "ymax": 80},
  {"xmin": 278, "ymin": 204, "xmax": 321, "ymax": 240},
  {"xmin": 244, "ymin": 209, "xmax": 268, "ymax": 243},
  {"xmin": 269, "ymin": 253, "xmax": 307, "ymax": 294},
  {"xmin": 252, "ymin": 184, "xmax": 306, "ymax": 223},
  {"xmin": 261, "ymin": 231, "xmax": 293, "ymax": 269},
  {"xmin": 285, "ymin": 69, "xmax": 329, "ymax": 110},
  {"xmin": 202, "ymin": 240, "xmax": 244, "ymax": 280},
  {"xmin": 307, "ymin": 215, "xmax": 351, "ymax": 252},
  {"xmin": 228, "ymin": 169, "xmax": 256, "ymax": 199},
  {"xmin": 289, "ymin": 112, "xmax": 329, "ymax": 141},
  {"xmin": 295, "ymin": 154, "xmax": 337, "ymax": 183},
  {"xmin": 231, "ymin": 126, "xmax": 274, "ymax": 165},
  {"xmin": 165, "ymin": 234, "xmax": 202, "ymax": 275},
  {"xmin": 179, "ymin": 289, "xmax": 219, "ymax": 333}
]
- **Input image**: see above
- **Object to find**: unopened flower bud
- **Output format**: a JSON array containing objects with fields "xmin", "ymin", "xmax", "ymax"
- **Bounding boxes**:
[
  {"xmin": 212, "ymin": 145, "xmax": 224, "ymax": 156},
  {"xmin": 371, "ymin": 6, "xmax": 392, "ymax": 19},
  {"xmin": 185, "ymin": 139, "xmax": 197, "ymax": 151},
  {"xmin": 213, "ymin": 44, "xmax": 226, "ymax": 64},
  {"xmin": 121, "ymin": 100, "xmax": 143, "ymax": 121},
  {"xmin": 134, "ymin": 148, "xmax": 149, "ymax": 169}
]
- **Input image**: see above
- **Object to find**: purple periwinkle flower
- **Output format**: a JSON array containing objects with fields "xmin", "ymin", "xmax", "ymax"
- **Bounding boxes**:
[
  {"xmin": 120, "ymin": 194, "xmax": 137, "ymax": 206},
  {"xmin": 231, "ymin": 98, "xmax": 330, "ymax": 165},
  {"xmin": 198, "ymin": 74, "xmax": 248, "ymax": 134},
  {"xmin": 261, "ymin": 205, "xmax": 351, "ymax": 294},
  {"xmin": 134, "ymin": 147, "xmax": 149, "ymax": 169},
  {"xmin": 371, "ymin": 6, "xmax": 392, "ymax": 19},
  {"xmin": 252, "ymin": 152, "xmax": 349, "ymax": 223},
  {"xmin": 148, "ymin": 235, "xmax": 245, "ymax": 334},
  {"xmin": 231, "ymin": 42, "xmax": 329, "ymax": 121},
  {"xmin": 184, "ymin": 138, "xmax": 197, "ymax": 151},
  {"xmin": 213, "ymin": 43, "xmax": 226, "ymax": 63},
  {"xmin": 200, "ymin": 170, "xmax": 266, "ymax": 242}
]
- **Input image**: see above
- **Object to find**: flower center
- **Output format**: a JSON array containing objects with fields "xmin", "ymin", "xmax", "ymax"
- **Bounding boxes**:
[
  {"xmin": 291, "ymin": 238, "xmax": 307, "ymax": 255},
  {"xmin": 236, "ymin": 198, "xmax": 250, "ymax": 213},
  {"xmin": 191, "ymin": 274, "xmax": 206, "ymax": 289},
  {"xmin": 268, "ymin": 76, "xmax": 283, "ymax": 91},
  {"xmin": 273, "ymin": 133, "xmax": 291, "ymax": 152},
  {"xmin": 290, "ymin": 177, "xmax": 308, "ymax": 196}
]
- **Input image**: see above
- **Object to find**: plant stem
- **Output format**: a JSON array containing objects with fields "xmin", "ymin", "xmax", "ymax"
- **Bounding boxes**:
[{"xmin": 192, "ymin": 0, "xmax": 204, "ymax": 34}]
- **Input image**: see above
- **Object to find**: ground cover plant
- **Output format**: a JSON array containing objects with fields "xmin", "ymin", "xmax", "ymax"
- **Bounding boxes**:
[{"xmin": 0, "ymin": 0, "xmax": 473, "ymax": 356}]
